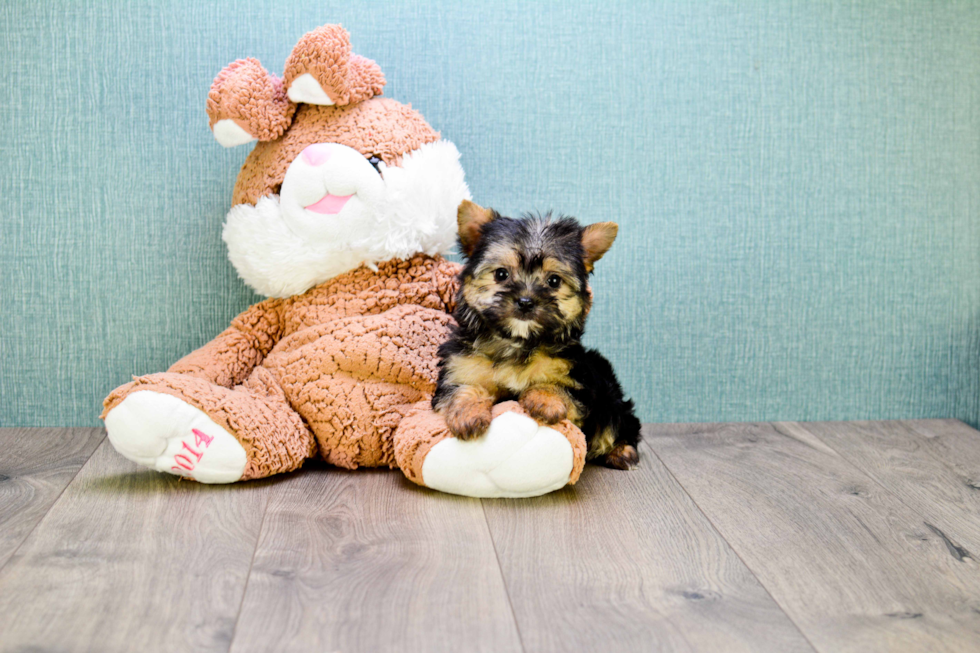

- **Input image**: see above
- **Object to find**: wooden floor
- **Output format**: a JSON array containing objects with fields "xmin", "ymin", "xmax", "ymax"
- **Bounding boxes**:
[{"xmin": 1, "ymin": 421, "xmax": 979, "ymax": 652}]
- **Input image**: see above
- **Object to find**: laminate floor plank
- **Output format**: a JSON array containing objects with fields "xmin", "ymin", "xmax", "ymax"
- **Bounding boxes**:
[
  {"xmin": 0, "ymin": 427, "xmax": 105, "ymax": 570},
  {"xmin": 229, "ymin": 464, "xmax": 523, "ymax": 653},
  {"xmin": 903, "ymin": 419, "xmax": 980, "ymax": 483},
  {"xmin": 788, "ymin": 421, "xmax": 980, "ymax": 555},
  {"xmin": 481, "ymin": 441, "xmax": 814, "ymax": 653},
  {"xmin": 646, "ymin": 422, "xmax": 980, "ymax": 653},
  {"xmin": 0, "ymin": 440, "xmax": 272, "ymax": 653},
  {"xmin": 7, "ymin": 421, "xmax": 979, "ymax": 652}
]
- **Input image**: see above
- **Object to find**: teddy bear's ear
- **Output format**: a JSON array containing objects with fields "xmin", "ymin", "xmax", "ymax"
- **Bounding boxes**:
[
  {"xmin": 207, "ymin": 58, "xmax": 297, "ymax": 148},
  {"xmin": 282, "ymin": 24, "xmax": 386, "ymax": 107}
]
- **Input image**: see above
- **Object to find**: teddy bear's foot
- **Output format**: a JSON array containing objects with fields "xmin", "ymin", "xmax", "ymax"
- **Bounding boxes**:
[
  {"xmin": 207, "ymin": 58, "xmax": 296, "ymax": 147},
  {"xmin": 104, "ymin": 391, "xmax": 247, "ymax": 483},
  {"xmin": 424, "ymin": 411, "xmax": 574, "ymax": 498},
  {"xmin": 282, "ymin": 25, "xmax": 385, "ymax": 106},
  {"xmin": 395, "ymin": 401, "xmax": 588, "ymax": 498}
]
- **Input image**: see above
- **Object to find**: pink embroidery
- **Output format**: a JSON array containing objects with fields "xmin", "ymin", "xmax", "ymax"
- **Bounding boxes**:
[
  {"xmin": 181, "ymin": 441, "xmax": 203, "ymax": 462},
  {"xmin": 193, "ymin": 428, "xmax": 214, "ymax": 447},
  {"xmin": 171, "ymin": 428, "xmax": 215, "ymax": 474}
]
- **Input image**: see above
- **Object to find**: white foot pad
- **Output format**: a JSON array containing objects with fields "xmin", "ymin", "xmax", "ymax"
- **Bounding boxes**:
[
  {"xmin": 421, "ymin": 411, "xmax": 574, "ymax": 498},
  {"xmin": 104, "ymin": 391, "xmax": 247, "ymax": 484}
]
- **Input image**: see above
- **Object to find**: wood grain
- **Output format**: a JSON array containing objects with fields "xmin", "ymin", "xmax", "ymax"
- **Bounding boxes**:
[
  {"xmin": 6, "ymin": 422, "xmax": 980, "ymax": 652},
  {"xmin": 0, "ymin": 427, "xmax": 104, "ymax": 569},
  {"xmin": 789, "ymin": 420, "xmax": 980, "ymax": 554},
  {"xmin": 482, "ymin": 442, "xmax": 814, "ymax": 653},
  {"xmin": 229, "ymin": 464, "xmax": 523, "ymax": 653},
  {"xmin": 647, "ymin": 422, "xmax": 980, "ymax": 653},
  {"xmin": 903, "ymin": 419, "xmax": 980, "ymax": 483},
  {"xmin": 0, "ymin": 439, "xmax": 271, "ymax": 653}
]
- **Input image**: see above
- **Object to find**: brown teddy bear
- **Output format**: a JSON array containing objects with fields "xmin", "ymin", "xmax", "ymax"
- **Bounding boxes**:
[{"xmin": 102, "ymin": 24, "xmax": 587, "ymax": 498}]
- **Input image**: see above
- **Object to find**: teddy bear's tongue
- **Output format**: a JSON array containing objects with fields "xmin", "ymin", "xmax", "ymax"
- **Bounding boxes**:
[{"xmin": 305, "ymin": 193, "xmax": 353, "ymax": 214}]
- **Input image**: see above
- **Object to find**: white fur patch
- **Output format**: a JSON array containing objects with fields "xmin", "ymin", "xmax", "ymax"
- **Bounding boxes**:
[
  {"xmin": 212, "ymin": 119, "xmax": 257, "ymax": 148},
  {"xmin": 507, "ymin": 318, "xmax": 539, "ymax": 339},
  {"xmin": 421, "ymin": 411, "xmax": 574, "ymax": 498},
  {"xmin": 287, "ymin": 73, "xmax": 336, "ymax": 105},
  {"xmin": 223, "ymin": 139, "xmax": 471, "ymax": 297}
]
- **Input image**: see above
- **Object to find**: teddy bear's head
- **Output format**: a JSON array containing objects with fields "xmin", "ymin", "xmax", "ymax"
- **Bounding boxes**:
[{"xmin": 206, "ymin": 25, "xmax": 470, "ymax": 297}]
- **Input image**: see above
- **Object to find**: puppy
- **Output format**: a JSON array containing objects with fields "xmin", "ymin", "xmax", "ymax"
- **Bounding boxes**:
[{"xmin": 432, "ymin": 200, "xmax": 641, "ymax": 469}]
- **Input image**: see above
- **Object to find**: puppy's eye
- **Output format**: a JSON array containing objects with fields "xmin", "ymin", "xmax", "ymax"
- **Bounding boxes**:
[
  {"xmin": 547, "ymin": 274, "xmax": 562, "ymax": 289},
  {"xmin": 367, "ymin": 155, "xmax": 383, "ymax": 173},
  {"xmin": 494, "ymin": 268, "xmax": 509, "ymax": 282}
]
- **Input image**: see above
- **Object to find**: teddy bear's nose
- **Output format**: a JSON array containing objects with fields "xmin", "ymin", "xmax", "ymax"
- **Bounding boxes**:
[{"xmin": 301, "ymin": 143, "xmax": 333, "ymax": 166}]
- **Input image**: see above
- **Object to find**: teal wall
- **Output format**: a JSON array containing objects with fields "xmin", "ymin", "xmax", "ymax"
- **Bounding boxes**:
[{"xmin": 1, "ymin": 1, "xmax": 978, "ymax": 427}]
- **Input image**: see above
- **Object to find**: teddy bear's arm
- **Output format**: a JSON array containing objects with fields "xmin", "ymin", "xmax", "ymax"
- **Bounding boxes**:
[
  {"xmin": 167, "ymin": 298, "xmax": 286, "ymax": 388},
  {"xmin": 432, "ymin": 258, "xmax": 463, "ymax": 314}
]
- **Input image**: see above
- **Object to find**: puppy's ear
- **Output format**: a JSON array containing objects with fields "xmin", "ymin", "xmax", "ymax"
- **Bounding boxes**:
[
  {"xmin": 457, "ymin": 200, "xmax": 497, "ymax": 257},
  {"xmin": 581, "ymin": 222, "xmax": 618, "ymax": 272}
]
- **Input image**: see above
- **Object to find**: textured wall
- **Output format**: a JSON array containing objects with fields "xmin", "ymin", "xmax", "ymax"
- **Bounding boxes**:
[{"xmin": 1, "ymin": 1, "xmax": 978, "ymax": 427}]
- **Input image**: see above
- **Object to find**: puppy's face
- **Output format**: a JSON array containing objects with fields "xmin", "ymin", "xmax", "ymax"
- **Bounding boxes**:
[{"xmin": 455, "ymin": 201, "xmax": 618, "ymax": 344}]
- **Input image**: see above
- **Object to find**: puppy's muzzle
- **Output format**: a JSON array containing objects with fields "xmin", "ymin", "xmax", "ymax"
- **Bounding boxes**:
[{"xmin": 516, "ymin": 297, "xmax": 536, "ymax": 314}]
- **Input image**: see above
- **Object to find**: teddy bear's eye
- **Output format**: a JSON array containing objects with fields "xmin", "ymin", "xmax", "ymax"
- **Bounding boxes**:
[
  {"xmin": 547, "ymin": 274, "xmax": 562, "ymax": 289},
  {"xmin": 494, "ymin": 268, "xmax": 509, "ymax": 282},
  {"xmin": 367, "ymin": 155, "xmax": 383, "ymax": 173}
]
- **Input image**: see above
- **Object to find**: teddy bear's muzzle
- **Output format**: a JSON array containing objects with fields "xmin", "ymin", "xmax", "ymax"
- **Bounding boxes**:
[{"xmin": 277, "ymin": 142, "xmax": 386, "ymax": 243}]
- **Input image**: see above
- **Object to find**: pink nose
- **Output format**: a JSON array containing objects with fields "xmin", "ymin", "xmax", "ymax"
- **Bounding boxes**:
[{"xmin": 301, "ymin": 143, "xmax": 333, "ymax": 166}]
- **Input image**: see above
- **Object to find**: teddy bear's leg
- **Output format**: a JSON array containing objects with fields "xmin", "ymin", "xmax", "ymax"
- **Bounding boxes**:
[
  {"xmin": 102, "ymin": 368, "xmax": 315, "ymax": 483},
  {"xmin": 207, "ymin": 58, "xmax": 296, "ymax": 148},
  {"xmin": 282, "ymin": 25, "xmax": 385, "ymax": 106},
  {"xmin": 393, "ymin": 401, "xmax": 588, "ymax": 498}
]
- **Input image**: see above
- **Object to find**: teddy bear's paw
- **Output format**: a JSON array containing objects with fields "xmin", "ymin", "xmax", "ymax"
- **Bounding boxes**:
[
  {"xmin": 207, "ymin": 58, "xmax": 296, "ymax": 147},
  {"xmin": 283, "ymin": 24, "xmax": 385, "ymax": 106},
  {"xmin": 104, "ymin": 391, "xmax": 247, "ymax": 484},
  {"xmin": 421, "ymin": 411, "xmax": 574, "ymax": 498}
]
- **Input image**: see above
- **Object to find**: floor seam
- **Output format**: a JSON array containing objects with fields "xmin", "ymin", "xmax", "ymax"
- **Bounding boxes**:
[
  {"xmin": 481, "ymin": 500, "xmax": 528, "ymax": 653},
  {"xmin": 640, "ymin": 437, "xmax": 822, "ymax": 653},
  {"xmin": 225, "ymin": 484, "xmax": 273, "ymax": 653},
  {"xmin": 785, "ymin": 421, "xmax": 977, "ymax": 558},
  {"xmin": 0, "ymin": 428, "xmax": 106, "ymax": 576}
]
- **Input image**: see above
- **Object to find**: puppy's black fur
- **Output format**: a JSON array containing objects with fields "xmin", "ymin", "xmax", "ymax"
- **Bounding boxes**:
[
  {"xmin": 563, "ymin": 345, "xmax": 642, "ymax": 466},
  {"xmin": 432, "ymin": 201, "xmax": 641, "ymax": 469}
]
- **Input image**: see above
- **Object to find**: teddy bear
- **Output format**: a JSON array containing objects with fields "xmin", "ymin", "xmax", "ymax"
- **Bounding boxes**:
[{"xmin": 101, "ymin": 24, "xmax": 588, "ymax": 498}]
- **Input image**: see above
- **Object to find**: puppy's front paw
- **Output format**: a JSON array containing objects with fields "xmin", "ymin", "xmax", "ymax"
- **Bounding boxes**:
[
  {"xmin": 598, "ymin": 443, "xmax": 640, "ymax": 470},
  {"xmin": 445, "ymin": 400, "xmax": 493, "ymax": 441},
  {"xmin": 520, "ymin": 386, "xmax": 568, "ymax": 425}
]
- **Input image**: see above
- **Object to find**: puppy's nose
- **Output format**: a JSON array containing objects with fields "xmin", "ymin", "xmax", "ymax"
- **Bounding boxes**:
[{"xmin": 517, "ymin": 297, "xmax": 535, "ymax": 313}]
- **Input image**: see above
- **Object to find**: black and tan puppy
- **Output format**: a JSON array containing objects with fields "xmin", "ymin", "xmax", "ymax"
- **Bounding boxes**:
[{"xmin": 432, "ymin": 200, "xmax": 641, "ymax": 469}]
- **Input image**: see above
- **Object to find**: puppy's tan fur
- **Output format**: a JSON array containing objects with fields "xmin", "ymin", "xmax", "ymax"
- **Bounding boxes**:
[
  {"xmin": 441, "ymin": 384, "xmax": 494, "ymax": 441},
  {"xmin": 440, "ymin": 349, "xmax": 584, "ymax": 431}
]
